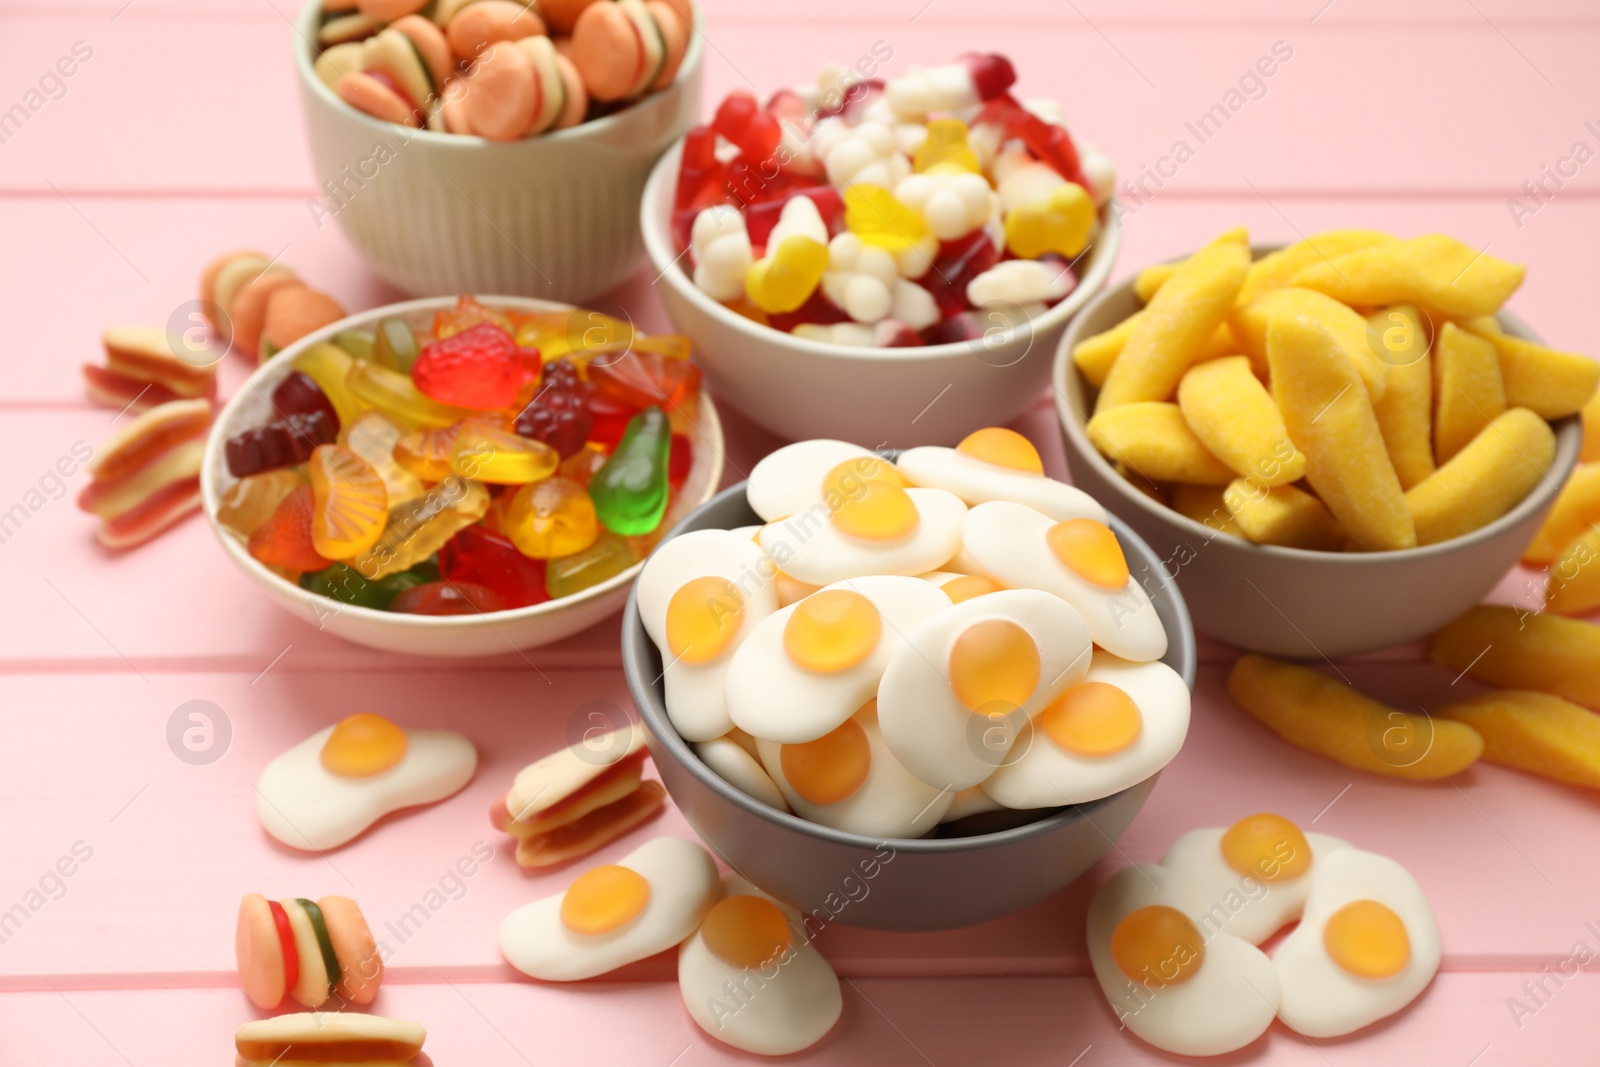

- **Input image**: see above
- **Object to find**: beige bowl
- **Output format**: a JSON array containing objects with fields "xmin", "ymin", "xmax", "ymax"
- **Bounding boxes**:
[
  {"xmin": 1054, "ymin": 250, "xmax": 1581, "ymax": 659},
  {"xmin": 200, "ymin": 296, "xmax": 723, "ymax": 658},
  {"xmin": 294, "ymin": 2, "xmax": 703, "ymax": 304},
  {"xmin": 640, "ymin": 141, "xmax": 1122, "ymax": 446}
]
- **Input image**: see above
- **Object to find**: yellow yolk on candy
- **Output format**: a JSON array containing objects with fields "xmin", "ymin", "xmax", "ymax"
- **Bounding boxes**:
[
  {"xmin": 949, "ymin": 619, "xmax": 1041, "ymax": 714},
  {"xmin": 1047, "ymin": 519, "xmax": 1130, "ymax": 589},
  {"xmin": 560, "ymin": 865, "xmax": 651, "ymax": 935},
  {"xmin": 956, "ymin": 427, "xmax": 1044, "ymax": 474},
  {"xmin": 783, "ymin": 590, "xmax": 881, "ymax": 672},
  {"xmin": 1220, "ymin": 813, "xmax": 1312, "ymax": 882},
  {"xmin": 702, "ymin": 895, "xmax": 793, "ymax": 970},
  {"xmin": 666, "ymin": 577, "xmax": 745, "ymax": 664},
  {"xmin": 320, "ymin": 713, "xmax": 408, "ymax": 777},
  {"xmin": 1039, "ymin": 682, "xmax": 1142, "ymax": 756},
  {"xmin": 1111, "ymin": 905, "xmax": 1206, "ymax": 987},
  {"xmin": 780, "ymin": 716, "xmax": 872, "ymax": 804},
  {"xmin": 823, "ymin": 456, "xmax": 917, "ymax": 540},
  {"xmin": 1324, "ymin": 899, "xmax": 1410, "ymax": 979},
  {"xmin": 941, "ymin": 575, "xmax": 1002, "ymax": 604}
]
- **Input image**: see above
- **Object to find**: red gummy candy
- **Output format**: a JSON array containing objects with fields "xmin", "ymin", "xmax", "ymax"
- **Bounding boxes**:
[
  {"xmin": 766, "ymin": 287, "xmax": 850, "ymax": 333},
  {"xmin": 926, "ymin": 229, "xmax": 1000, "ymax": 318},
  {"xmin": 412, "ymin": 322, "xmax": 522, "ymax": 411},
  {"xmin": 514, "ymin": 358, "xmax": 592, "ymax": 459},
  {"xmin": 439, "ymin": 526, "xmax": 548, "ymax": 608},
  {"xmin": 672, "ymin": 125, "xmax": 731, "ymax": 251},
  {"xmin": 225, "ymin": 410, "xmax": 336, "ymax": 478},
  {"xmin": 390, "ymin": 580, "xmax": 506, "ymax": 615},
  {"xmin": 962, "ymin": 53, "xmax": 1017, "ymax": 102},
  {"xmin": 668, "ymin": 433, "xmax": 692, "ymax": 489},
  {"xmin": 981, "ymin": 92, "xmax": 1084, "ymax": 185},
  {"xmin": 725, "ymin": 157, "xmax": 805, "ymax": 210},
  {"xmin": 271, "ymin": 370, "xmax": 340, "ymax": 431},
  {"xmin": 247, "ymin": 485, "xmax": 332, "ymax": 573},
  {"xmin": 746, "ymin": 186, "xmax": 844, "ymax": 249},
  {"xmin": 588, "ymin": 349, "xmax": 702, "ymax": 412},
  {"xmin": 714, "ymin": 91, "xmax": 781, "ymax": 164},
  {"xmin": 587, "ymin": 392, "xmax": 639, "ymax": 450}
]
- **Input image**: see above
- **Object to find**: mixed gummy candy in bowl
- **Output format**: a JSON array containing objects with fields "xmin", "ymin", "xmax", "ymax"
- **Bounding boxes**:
[
  {"xmin": 671, "ymin": 53, "xmax": 1117, "ymax": 349},
  {"xmin": 213, "ymin": 295, "xmax": 708, "ymax": 617}
]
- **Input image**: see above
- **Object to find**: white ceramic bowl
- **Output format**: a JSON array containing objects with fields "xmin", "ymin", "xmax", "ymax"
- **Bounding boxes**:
[
  {"xmin": 200, "ymin": 295, "xmax": 724, "ymax": 658},
  {"xmin": 640, "ymin": 140, "xmax": 1121, "ymax": 447},
  {"xmin": 294, "ymin": 2, "xmax": 703, "ymax": 304},
  {"xmin": 1054, "ymin": 250, "xmax": 1581, "ymax": 659}
]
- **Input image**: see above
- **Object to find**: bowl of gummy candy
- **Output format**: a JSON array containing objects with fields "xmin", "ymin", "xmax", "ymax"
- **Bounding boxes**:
[
  {"xmin": 295, "ymin": 0, "xmax": 702, "ymax": 303},
  {"xmin": 641, "ymin": 54, "xmax": 1120, "ymax": 447},
  {"xmin": 621, "ymin": 432, "xmax": 1196, "ymax": 930},
  {"xmin": 201, "ymin": 294, "xmax": 723, "ymax": 657}
]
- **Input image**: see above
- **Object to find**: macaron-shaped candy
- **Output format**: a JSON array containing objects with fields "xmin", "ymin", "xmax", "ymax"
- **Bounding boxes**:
[
  {"xmin": 314, "ymin": 40, "xmax": 367, "ymax": 92},
  {"xmin": 438, "ymin": 77, "xmax": 473, "ymax": 134},
  {"xmin": 357, "ymin": 0, "xmax": 430, "ymax": 18},
  {"xmin": 202, "ymin": 251, "xmax": 270, "ymax": 339},
  {"xmin": 260, "ymin": 286, "xmax": 348, "ymax": 360},
  {"xmin": 645, "ymin": 0, "xmax": 689, "ymax": 91},
  {"xmin": 338, "ymin": 69, "xmax": 422, "ymax": 127},
  {"xmin": 447, "ymin": 0, "xmax": 546, "ymax": 64},
  {"xmin": 227, "ymin": 268, "xmax": 301, "ymax": 359},
  {"xmin": 515, "ymin": 35, "xmax": 566, "ymax": 136},
  {"xmin": 570, "ymin": 0, "xmax": 679, "ymax": 103},
  {"xmin": 235, "ymin": 893, "xmax": 384, "ymax": 1010},
  {"xmin": 464, "ymin": 41, "xmax": 536, "ymax": 141},
  {"xmin": 320, "ymin": 895, "xmax": 384, "ymax": 1005},
  {"xmin": 236, "ymin": 893, "xmax": 295, "ymax": 1010},
  {"xmin": 319, "ymin": 12, "xmax": 382, "ymax": 47},
  {"xmin": 390, "ymin": 14, "xmax": 455, "ymax": 91},
  {"xmin": 363, "ymin": 27, "xmax": 436, "ymax": 112},
  {"xmin": 235, "ymin": 1013, "xmax": 425, "ymax": 1067},
  {"xmin": 541, "ymin": 0, "xmax": 604, "ymax": 33},
  {"xmin": 280, "ymin": 897, "xmax": 336, "ymax": 1008},
  {"xmin": 552, "ymin": 52, "xmax": 590, "ymax": 129}
]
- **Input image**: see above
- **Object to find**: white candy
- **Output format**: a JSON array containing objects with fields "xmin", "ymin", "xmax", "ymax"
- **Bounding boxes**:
[
  {"xmin": 885, "ymin": 62, "xmax": 982, "ymax": 118},
  {"xmin": 822, "ymin": 120, "xmax": 911, "ymax": 190},
  {"xmin": 890, "ymin": 279, "xmax": 939, "ymax": 331},
  {"xmin": 821, "ymin": 233, "xmax": 899, "ymax": 323},
  {"xmin": 993, "ymin": 145, "xmax": 1066, "ymax": 213},
  {"xmin": 690, "ymin": 206, "xmax": 752, "ymax": 303},
  {"xmin": 766, "ymin": 193, "xmax": 829, "ymax": 249},
  {"xmin": 1078, "ymin": 141, "xmax": 1117, "ymax": 207},
  {"xmin": 895, "ymin": 171, "xmax": 993, "ymax": 241},
  {"xmin": 792, "ymin": 320, "xmax": 919, "ymax": 348},
  {"xmin": 967, "ymin": 260, "xmax": 1074, "ymax": 308}
]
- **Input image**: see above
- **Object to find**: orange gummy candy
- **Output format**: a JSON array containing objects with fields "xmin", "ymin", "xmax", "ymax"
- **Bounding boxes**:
[{"xmin": 308, "ymin": 444, "xmax": 389, "ymax": 560}]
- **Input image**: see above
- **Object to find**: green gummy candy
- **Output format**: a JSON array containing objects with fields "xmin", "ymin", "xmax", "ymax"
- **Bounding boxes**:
[{"xmin": 590, "ymin": 406, "xmax": 671, "ymax": 537}]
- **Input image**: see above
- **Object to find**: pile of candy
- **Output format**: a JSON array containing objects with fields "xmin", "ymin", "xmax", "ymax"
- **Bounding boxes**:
[
  {"xmin": 1075, "ymin": 226, "xmax": 1599, "ymax": 551},
  {"xmin": 216, "ymin": 295, "xmax": 704, "ymax": 615},
  {"xmin": 637, "ymin": 429, "xmax": 1189, "ymax": 838},
  {"xmin": 312, "ymin": 0, "xmax": 692, "ymax": 140},
  {"xmin": 672, "ymin": 54, "xmax": 1115, "ymax": 348},
  {"xmin": 1526, "ymin": 388, "xmax": 1600, "ymax": 614},
  {"xmin": 1089, "ymin": 812, "xmax": 1439, "ymax": 1055}
]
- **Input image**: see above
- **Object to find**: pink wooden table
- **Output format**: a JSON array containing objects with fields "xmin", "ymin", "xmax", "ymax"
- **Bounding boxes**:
[{"xmin": 3, "ymin": 1, "xmax": 1599, "ymax": 1062}]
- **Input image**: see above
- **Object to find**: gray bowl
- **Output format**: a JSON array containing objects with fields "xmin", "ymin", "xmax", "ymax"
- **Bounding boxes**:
[
  {"xmin": 1054, "ymin": 246, "xmax": 1582, "ymax": 659},
  {"xmin": 621, "ymin": 480, "xmax": 1197, "ymax": 932}
]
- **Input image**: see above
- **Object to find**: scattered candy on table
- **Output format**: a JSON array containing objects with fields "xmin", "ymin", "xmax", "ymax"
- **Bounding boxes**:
[
  {"xmin": 1075, "ymin": 226, "xmax": 1598, "ymax": 551},
  {"xmin": 635, "ymin": 429, "xmax": 1190, "ymax": 840},
  {"xmin": 84, "ymin": 325, "xmax": 218, "ymax": 414},
  {"xmin": 236, "ymin": 893, "xmax": 383, "ymax": 1010},
  {"xmin": 253, "ymin": 712, "xmax": 477, "ymax": 851},
  {"xmin": 670, "ymin": 54, "xmax": 1116, "ymax": 348},
  {"xmin": 76, "ymin": 397, "xmax": 211, "ymax": 549},
  {"xmin": 233, "ymin": 1012, "xmax": 426, "ymax": 1066},
  {"xmin": 1088, "ymin": 813, "xmax": 1439, "ymax": 1055},
  {"xmin": 200, "ymin": 250, "xmax": 348, "ymax": 361},
  {"xmin": 211, "ymin": 294, "xmax": 705, "ymax": 615},
  {"xmin": 310, "ymin": 0, "xmax": 692, "ymax": 140}
]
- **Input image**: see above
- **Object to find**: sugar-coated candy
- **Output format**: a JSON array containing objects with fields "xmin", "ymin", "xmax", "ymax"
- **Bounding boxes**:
[
  {"xmin": 1460, "ymin": 317, "xmax": 1600, "ymax": 420},
  {"xmin": 745, "ymin": 197, "xmax": 830, "ymax": 314},
  {"xmin": 347, "ymin": 359, "xmax": 472, "ymax": 430},
  {"xmin": 690, "ymin": 206, "xmax": 753, "ymax": 304},
  {"xmin": 271, "ymin": 370, "xmax": 341, "ymax": 432},
  {"xmin": 1228, "ymin": 655, "xmax": 1482, "ymax": 780},
  {"xmin": 450, "ymin": 416, "xmax": 559, "ymax": 484},
  {"xmin": 1086, "ymin": 402, "xmax": 1235, "ymax": 486},
  {"xmin": 588, "ymin": 346, "xmax": 702, "ymax": 412},
  {"xmin": 590, "ymin": 407, "xmax": 671, "ymax": 535},
  {"xmin": 1223, "ymin": 480, "xmax": 1344, "ymax": 550},
  {"xmin": 1004, "ymin": 181, "xmax": 1095, "ymax": 260},
  {"xmin": 1436, "ymin": 690, "xmax": 1600, "ymax": 791},
  {"xmin": 546, "ymin": 529, "xmax": 636, "ymax": 598},
  {"xmin": 440, "ymin": 525, "xmax": 549, "ymax": 608},
  {"xmin": 344, "ymin": 412, "xmax": 427, "ymax": 507},
  {"xmin": 218, "ymin": 469, "xmax": 306, "ymax": 540},
  {"xmin": 249, "ymin": 485, "xmax": 334, "ymax": 574},
  {"xmin": 1432, "ymin": 323, "xmax": 1506, "ymax": 464},
  {"xmin": 1406, "ymin": 407, "xmax": 1554, "ymax": 546},
  {"xmin": 78, "ymin": 398, "xmax": 210, "ymax": 549},
  {"xmin": 1290, "ymin": 234, "xmax": 1525, "ymax": 320},
  {"xmin": 843, "ymin": 184, "xmax": 937, "ymax": 279},
  {"xmin": 1230, "ymin": 286, "xmax": 1389, "ymax": 404},
  {"xmin": 967, "ymin": 259, "xmax": 1075, "ymax": 309},
  {"xmin": 292, "ymin": 343, "xmax": 371, "ymax": 430},
  {"xmin": 1268, "ymin": 316, "xmax": 1416, "ymax": 551},
  {"xmin": 1177, "ymin": 356, "xmax": 1305, "ymax": 487},
  {"xmin": 412, "ymin": 322, "xmax": 525, "ymax": 411},
  {"xmin": 1370, "ymin": 308, "xmax": 1436, "ymax": 490},
  {"xmin": 513, "ymin": 358, "xmax": 592, "ymax": 458},
  {"xmin": 301, "ymin": 559, "xmax": 437, "ymax": 609},
  {"xmin": 1238, "ymin": 230, "xmax": 1395, "ymax": 305},
  {"xmin": 1432, "ymin": 607, "xmax": 1600, "ymax": 709},
  {"xmin": 885, "ymin": 54, "xmax": 1015, "ymax": 117},
  {"xmin": 308, "ymin": 444, "xmax": 390, "ymax": 560},
  {"xmin": 506, "ymin": 476, "xmax": 598, "ymax": 558},
  {"xmin": 820, "ymin": 233, "xmax": 898, "ymax": 323},
  {"xmin": 391, "ymin": 580, "xmax": 506, "ymax": 615},
  {"xmin": 1526, "ymin": 464, "xmax": 1600, "ymax": 565},
  {"xmin": 225, "ymin": 411, "xmax": 337, "ymax": 478},
  {"xmin": 894, "ymin": 170, "xmax": 992, "ymax": 242}
]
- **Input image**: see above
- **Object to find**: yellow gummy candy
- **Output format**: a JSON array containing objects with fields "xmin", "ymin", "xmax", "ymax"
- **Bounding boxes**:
[
  {"xmin": 1086, "ymin": 401, "xmax": 1235, "ymax": 485},
  {"xmin": 1431, "ymin": 322, "xmax": 1506, "ymax": 465},
  {"xmin": 1547, "ymin": 526, "xmax": 1600, "ymax": 617},
  {"xmin": 1230, "ymin": 287, "xmax": 1388, "ymax": 403},
  {"xmin": 1095, "ymin": 231, "xmax": 1250, "ymax": 411},
  {"xmin": 1223, "ymin": 479, "xmax": 1344, "ymax": 550},
  {"xmin": 1267, "ymin": 314, "xmax": 1416, "ymax": 551},
  {"xmin": 1290, "ymin": 233, "xmax": 1526, "ymax": 320},
  {"xmin": 1583, "ymin": 388, "xmax": 1600, "ymax": 462},
  {"xmin": 1436, "ymin": 690, "xmax": 1600, "ymax": 792},
  {"xmin": 744, "ymin": 235, "xmax": 828, "ymax": 314},
  {"xmin": 1072, "ymin": 312, "xmax": 1141, "ymax": 389},
  {"xmin": 1227, "ymin": 654, "xmax": 1482, "ymax": 781},
  {"xmin": 1460, "ymin": 318, "xmax": 1599, "ymax": 420},
  {"xmin": 1005, "ymin": 182, "xmax": 1095, "ymax": 260},
  {"xmin": 1177, "ymin": 356, "xmax": 1305, "ymax": 487},
  {"xmin": 1525, "ymin": 464, "xmax": 1600, "ymax": 565},
  {"xmin": 1134, "ymin": 262, "xmax": 1175, "ymax": 304},
  {"xmin": 1170, "ymin": 484, "xmax": 1240, "ymax": 538},
  {"xmin": 1368, "ymin": 306, "xmax": 1436, "ymax": 490},
  {"xmin": 1407, "ymin": 408, "xmax": 1554, "ymax": 545},
  {"xmin": 912, "ymin": 117, "xmax": 981, "ymax": 174},
  {"xmin": 1238, "ymin": 229, "xmax": 1394, "ymax": 305},
  {"xmin": 1432, "ymin": 605, "xmax": 1600, "ymax": 709},
  {"xmin": 844, "ymin": 184, "xmax": 931, "ymax": 254}
]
